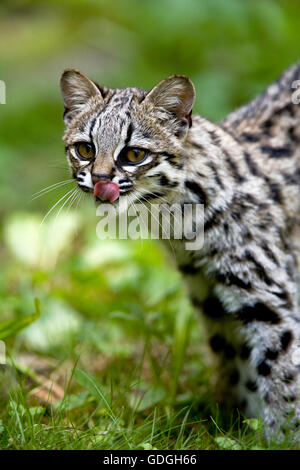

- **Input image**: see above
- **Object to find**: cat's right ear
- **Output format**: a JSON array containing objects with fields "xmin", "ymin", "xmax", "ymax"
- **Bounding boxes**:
[
  {"xmin": 144, "ymin": 75, "xmax": 195, "ymax": 137},
  {"xmin": 60, "ymin": 69, "xmax": 103, "ymax": 125}
]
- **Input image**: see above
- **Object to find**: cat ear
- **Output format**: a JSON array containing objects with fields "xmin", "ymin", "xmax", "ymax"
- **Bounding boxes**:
[
  {"xmin": 144, "ymin": 75, "xmax": 195, "ymax": 135},
  {"xmin": 60, "ymin": 69, "xmax": 103, "ymax": 124}
]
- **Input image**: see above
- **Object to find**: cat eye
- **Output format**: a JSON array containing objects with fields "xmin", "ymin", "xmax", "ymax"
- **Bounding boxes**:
[
  {"xmin": 75, "ymin": 142, "xmax": 95, "ymax": 160},
  {"xmin": 118, "ymin": 147, "xmax": 147, "ymax": 165}
]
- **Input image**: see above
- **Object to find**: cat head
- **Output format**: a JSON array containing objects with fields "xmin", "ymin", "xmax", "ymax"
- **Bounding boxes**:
[{"xmin": 60, "ymin": 69, "xmax": 195, "ymax": 210}]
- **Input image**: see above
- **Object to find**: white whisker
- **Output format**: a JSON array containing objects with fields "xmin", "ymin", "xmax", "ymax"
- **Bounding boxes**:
[
  {"xmin": 31, "ymin": 179, "xmax": 76, "ymax": 201},
  {"xmin": 53, "ymin": 188, "xmax": 78, "ymax": 225},
  {"xmin": 75, "ymin": 191, "xmax": 84, "ymax": 211},
  {"xmin": 39, "ymin": 188, "xmax": 76, "ymax": 228},
  {"xmin": 134, "ymin": 187, "xmax": 170, "ymax": 206},
  {"xmin": 133, "ymin": 190, "xmax": 176, "ymax": 256},
  {"xmin": 66, "ymin": 188, "xmax": 81, "ymax": 214}
]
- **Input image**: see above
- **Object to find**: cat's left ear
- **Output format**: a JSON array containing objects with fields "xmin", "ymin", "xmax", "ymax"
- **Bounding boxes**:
[{"xmin": 144, "ymin": 75, "xmax": 195, "ymax": 137}]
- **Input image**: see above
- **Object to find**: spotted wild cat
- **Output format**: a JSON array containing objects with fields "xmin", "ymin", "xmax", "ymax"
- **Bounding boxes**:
[{"xmin": 60, "ymin": 62, "xmax": 300, "ymax": 438}]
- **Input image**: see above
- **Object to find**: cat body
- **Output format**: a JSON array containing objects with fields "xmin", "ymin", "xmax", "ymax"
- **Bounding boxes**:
[{"xmin": 60, "ymin": 62, "xmax": 300, "ymax": 438}]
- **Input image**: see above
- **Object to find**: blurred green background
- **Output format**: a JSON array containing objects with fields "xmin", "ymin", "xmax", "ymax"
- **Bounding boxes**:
[
  {"xmin": 1, "ymin": 0, "xmax": 300, "ymax": 215},
  {"xmin": 0, "ymin": 0, "xmax": 300, "ymax": 449}
]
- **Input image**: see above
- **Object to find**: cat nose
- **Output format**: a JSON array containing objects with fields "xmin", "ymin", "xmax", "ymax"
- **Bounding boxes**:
[{"xmin": 91, "ymin": 173, "xmax": 111, "ymax": 185}]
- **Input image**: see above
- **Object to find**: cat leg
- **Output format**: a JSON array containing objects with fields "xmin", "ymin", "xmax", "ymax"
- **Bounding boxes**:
[{"xmin": 199, "ymin": 290, "xmax": 300, "ymax": 440}]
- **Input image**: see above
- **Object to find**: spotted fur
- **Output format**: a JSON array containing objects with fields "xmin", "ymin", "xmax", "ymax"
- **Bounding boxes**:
[{"xmin": 60, "ymin": 62, "xmax": 300, "ymax": 439}]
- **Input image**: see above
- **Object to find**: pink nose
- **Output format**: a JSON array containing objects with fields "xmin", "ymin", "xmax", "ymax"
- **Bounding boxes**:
[{"xmin": 93, "ymin": 181, "xmax": 120, "ymax": 202}]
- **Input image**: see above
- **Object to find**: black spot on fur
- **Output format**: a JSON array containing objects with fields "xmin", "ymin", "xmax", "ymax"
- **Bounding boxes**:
[
  {"xmin": 286, "ymin": 261, "xmax": 295, "ymax": 281},
  {"xmin": 240, "ymin": 344, "xmax": 251, "ymax": 360},
  {"xmin": 208, "ymin": 162, "xmax": 225, "ymax": 189},
  {"xmin": 244, "ymin": 152, "xmax": 264, "ymax": 177},
  {"xmin": 257, "ymin": 360, "xmax": 271, "ymax": 376},
  {"xmin": 224, "ymin": 344, "xmax": 236, "ymax": 360},
  {"xmin": 282, "ymin": 168, "xmax": 300, "ymax": 186},
  {"xmin": 237, "ymin": 303, "xmax": 281, "ymax": 325},
  {"xmin": 265, "ymin": 348, "xmax": 279, "ymax": 360},
  {"xmin": 260, "ymin": 241, "xmax": 279, "ymax": 266},
  {"xmin": 209, "ymin": 334, "xmax": 226, "ymax": 353},
  {"xmin": 241, "ymin": 132, "xmax": 260, "ymax": 142},
  {"xmin": 159, "ymin": 174, "xmax": 178, "ymax": 188},
  {"xmin": 245, "ymin": 380, "xmax": 258, "ymax": 392},
  {"xmin": 159, "ymin": 174, "xmax": 170, "ymax": 186},
  {"xmin": 229, "ymin": 370, "xmax": 240, "ymax": 385},
  {"xmin": 241, "ymin": 193, "xmax": 260, "ymax": 207},
  {"xmin": 261, "ymin": 145, "xmax": 292, "ymax": 158},
  {"xmin": 275, "ymin": 292, "xmax": 290, "ymax": 304},
  {"xmin": 282, "ymin": 371, "xmax": 296, "ymax": 383},
  {"xmin": 244, "ymin": 250, "xmax": 274, "ymax": 286},
  {"xmin": 204, "ymin": 208, "xmax": 223, "ymax": 231},
  {"xmin": 141, "ymin": 130, "xmax": 151, "ymax": 139},
  {"xmin": 274, "ymin": 102, "xmax": 295, "ymax": 118},
  {"xmin": 185, "ymin": 180, "xmax": 207, "ymax": 205},
  {"xmin": 216, "ymin": 272, "xmax": 252, "ymax": 291},
  {"xmin": 266, "ymin": 180, "xmax": 283, "ymax": 204},
  {"xmin": 224, "ymin": 151, "xmax": 246, "ymax": 183},
  {"xmin": 262, "ymin": 118, "xmax": 273, "ymax": 136},
  {"xmin": 192, "ymin": 141, "xmax": 206, "ymax": 152},
  {"xmin": 179, "ymin": 265, "xmax": 198, "ymax": 275},
  {"xmin": 202, "ymin": 296, "xmax": 226, "ymax": 320},
  {"xmin": 264, "ymin": 392, "xmax": 271, "ymax": 404},
  {"xmin": 280, "ymin": 331, "xmax": 293, "ymax": 351},
  {"xmin": 288, "ymin": 126, "xmax": 300, "ymax": 143},
  {"xmin": 208, "ymin": 129, "xmax": 221, "ymax": 145}
]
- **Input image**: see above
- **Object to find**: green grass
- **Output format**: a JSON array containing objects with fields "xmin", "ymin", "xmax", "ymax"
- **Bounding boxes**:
[{"xmin": 1, "ymin": 208, "xmax": 300, "ymax": 450}]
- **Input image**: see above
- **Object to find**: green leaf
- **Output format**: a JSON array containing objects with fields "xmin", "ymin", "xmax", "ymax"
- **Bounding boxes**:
[
  {"xmin": 214, "ymin": 436, "xmax": 242, "ymax": 450},
  {"xmin": 54, "ymin": 392, "xmax": 90, "ymax": 411},
  {"xmin": 140, "ymin": 443, "xmax": 158, "ymax": 450},
  {"xmin": 29, "ymin": 406, "xmax": 45, "ymax": 417},
  {"xmin": 0, "ymin": 298, "xmax": 41, "ymax": 340},
  {"xmin": 243, "ymin": 418, "xmax": 263, "ymax": 432},
  {"xmin": 127, "ymin": 382, "xmax": 166, "ymax": 412},
  {"xmin": 74, "ymin": 369, "xmax": 110, "ymax": 407},
  {"xmin": 20, "ymin": 298, "xmax": 81, "ymax": 353},
  {"xmin": 4, "ymin": 212, "xmax": 81, "ymax": 269}
]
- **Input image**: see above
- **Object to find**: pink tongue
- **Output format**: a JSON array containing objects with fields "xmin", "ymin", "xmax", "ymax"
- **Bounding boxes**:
[{"xmin": 93, "ymin": 181, "xmax": 120, "ymax": 202}]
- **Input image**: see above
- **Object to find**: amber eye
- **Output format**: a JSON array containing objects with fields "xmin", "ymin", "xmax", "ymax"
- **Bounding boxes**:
[
  {"xmin": 123, "ymin": 148, "xmax": 146, "ymax": 164},
  {"xmin": 75, "ymin": 142, "xmax": 95, "ymax": 159}
]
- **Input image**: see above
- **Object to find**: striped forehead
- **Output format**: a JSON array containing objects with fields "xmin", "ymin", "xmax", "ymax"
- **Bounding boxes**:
[{"xmin": 88, "ymin": 93, "xmax": 134, "ymax": 153}]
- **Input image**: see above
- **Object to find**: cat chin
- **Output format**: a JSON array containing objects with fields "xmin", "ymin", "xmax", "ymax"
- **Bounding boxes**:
[{"xmin": 94, "ymin": 195, "xmax": 130, "ymax": 215}]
